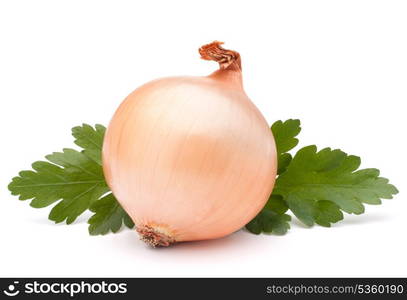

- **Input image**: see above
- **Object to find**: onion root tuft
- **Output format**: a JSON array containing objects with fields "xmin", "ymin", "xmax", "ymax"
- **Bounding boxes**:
[{"xmin": 136, "ymin": 224, "xmax": 176, "ymax": 247}]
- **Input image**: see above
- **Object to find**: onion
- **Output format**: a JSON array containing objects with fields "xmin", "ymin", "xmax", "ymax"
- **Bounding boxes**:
[{"xmin": 102, "ymin": 41, "xmax": 277, "ymax": 246}]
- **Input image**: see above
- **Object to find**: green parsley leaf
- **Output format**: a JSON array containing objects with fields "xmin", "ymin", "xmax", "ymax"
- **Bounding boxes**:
[
  {"xmin": 246, "ymin": 210, "xmax": 291, "ymax": 235},
  {"xmin": 8, "ymin": 124, "xmax": 136, "ymax": 234},
  {"xmin": 273, "ymin": 145, "xmax": 399, "ymax": 226},
  {"xmin": 314, "ymin": 200, "xmax": 344, "ymax": 227},
  {"xmin": 271, "ymin": 119, "xmax": 301, "ymax": 174},
  {"xmin": 246, "ymin": 194, "xmax": 291, "ymax": 234},
  {"xmin": 8, "ymin": 148, "xmax": 109, "ymax": 224},
  {"xmin": 88, "ymin": 193, "xmax": 135, "ymax": 235},
  {"xmin": 72, "ymin": 123, "xmax": 105, "ymax": 165},
  {"xmin": 263, "ymin": 194, "xmax": 288, "ymax": 215},
  {"xmin": 285, "ymin": 195, "xmax": 343, "ymax": 227}
]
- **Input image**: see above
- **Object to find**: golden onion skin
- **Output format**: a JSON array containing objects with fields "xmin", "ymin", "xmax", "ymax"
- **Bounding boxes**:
[{"xmin": 102, "ymin": 42, "xmax": 277, "ymax": 246}]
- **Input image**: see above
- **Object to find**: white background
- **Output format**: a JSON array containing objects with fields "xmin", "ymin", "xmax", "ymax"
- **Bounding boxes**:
[{"xmin": 0, "ymin": 0, "xmax": 406, "ymax": 277}]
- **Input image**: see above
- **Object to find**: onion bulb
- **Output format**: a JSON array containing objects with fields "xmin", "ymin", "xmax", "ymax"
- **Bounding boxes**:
[{"xmin": 102, "ymin": 41, "xmax": 277, "ymax": 246}]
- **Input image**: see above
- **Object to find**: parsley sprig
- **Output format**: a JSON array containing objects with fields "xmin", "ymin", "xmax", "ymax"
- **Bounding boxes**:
[
  {"xmin": 8, "ymin": 124, "xmax": 134, "ymax": 234},
  {"xmin": 8, "ymin": 121, "xmax": 398, "ymax": 236},
  {"xmin": 245, "ymin": 120, "xmax": 398, "ymax": 234}
]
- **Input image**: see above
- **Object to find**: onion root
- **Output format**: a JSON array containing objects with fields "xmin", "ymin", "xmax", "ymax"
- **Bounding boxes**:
[{"xmin": 136, "ymin": 224, "xmax": 176, "ymax": 247}]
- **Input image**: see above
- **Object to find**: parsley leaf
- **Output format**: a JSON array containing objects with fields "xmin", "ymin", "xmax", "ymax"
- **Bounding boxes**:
[
  {"xmin": 245, "ymin": 194, "xmax": 291, "ymax": 234},
  {"xmin": 246, "ymin": 210, "xmax": 291, "ymax": 235},
  {"xmin": 8, "ymin": 148, "xmax": 109, "ymax": 224},
  {"xmin": 88, "ymin": 193, "xmax": 134, "ymax": 235},
  {"xmin": 72, "ymin": 123, "xmax": 105, "ymax": 165},
  {"xmin": 273, "ymin": 145, "xmax": 399, "ymax": 226},
  {"xmin": 314, "ymin": 200, "xmax": 344, "ymax": 227},
  {"xmin": 271, "ymin": 119, "xmax": 301, "ymax": 174},
  {"xmin": 8, "ymin": 124, "xmax": 135, "ymax": 234}
]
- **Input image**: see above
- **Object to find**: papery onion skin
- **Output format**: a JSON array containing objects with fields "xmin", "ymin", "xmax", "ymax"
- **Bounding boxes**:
[{"xmin": 102, "ymin": 42, "xmax": 277, "ymax": 246}]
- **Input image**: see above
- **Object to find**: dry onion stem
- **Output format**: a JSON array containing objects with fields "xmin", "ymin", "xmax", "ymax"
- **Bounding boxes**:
[{"xmin": 103, "ymin": 41, "xmax": 277, "ymax": 247}]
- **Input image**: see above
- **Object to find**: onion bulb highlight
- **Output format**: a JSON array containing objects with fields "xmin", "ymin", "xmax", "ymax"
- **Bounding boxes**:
[{"xmin": 102, "ymin": 41, "xmax": 277, "ymax": 246}]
